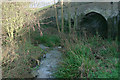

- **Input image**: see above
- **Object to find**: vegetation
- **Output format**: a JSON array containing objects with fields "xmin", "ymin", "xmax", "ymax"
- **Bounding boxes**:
[
  {"xmin": 54, "ymin": 34, "xmax": 119, "ymax": 78},
  {"xmin": 2, "ymin": 2, "xmax": 44, "ymax": 78},
  {"xmin": 2, "ymin": 41, "xmax": 44, "ymax": 78},
  {"xmin": 31, "ymin": 32, "xmax": 61, "ymax": 47},
  {"xmin": 2, "ymin": 1, "xmax": 119, "ymax": 79}
]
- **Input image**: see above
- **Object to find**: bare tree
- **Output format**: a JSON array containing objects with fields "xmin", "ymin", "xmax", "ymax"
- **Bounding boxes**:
[
  {"xmin": 61, "ymin": 0, "xmax": 64, "ymax": 32},
  {"xmin": 68, "ymin": 1, "xmax": 71, "ymax": 34},
  {"xmin": 74, "ymin": 3, "xmax": 77, "ymax": 32},
  {"xmin": 54, "ymin": 0, "xmax": 60, "ymax": 32}
]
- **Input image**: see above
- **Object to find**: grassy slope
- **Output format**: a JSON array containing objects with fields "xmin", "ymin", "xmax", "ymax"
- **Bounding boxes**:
[
  {"xmin": 32, "ymin": 22, "xmax": 119, "ymax": 78},
  {"xmin": 31, "ymin": 14, "xmax": 119, "ymax": 78},
  {"xmin": 2, "ymin": 40, "xmax": 45, "ymax": 78},
  {"xmin": 2, "ymin": 3, "xmax": 55, "ymax": 78},
  {"xmin": 31, "ymin": 4, "xmax": 54, "ymax": 14},
  {"xmin": 30, "ymin": 24, "xmax": 61, "ymax": 47},
  {"xmin": 54, "ymin": 35, "xmax": 119, "ymax": 78}
]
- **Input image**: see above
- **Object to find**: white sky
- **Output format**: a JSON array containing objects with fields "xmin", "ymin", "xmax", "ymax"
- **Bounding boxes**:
[
  {"xmin": 2, "ymin": 0, "xmax": 119, "ymax": 2},
  {"xmin": 30, "ymin": 0, "xmax": 59, "ymax": 8}
]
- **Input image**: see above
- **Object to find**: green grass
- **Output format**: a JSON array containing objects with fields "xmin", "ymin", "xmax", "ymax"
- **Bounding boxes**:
[
  {"xmin": 39, "ymin": 34, "xmax": 60, "ymax": 47},
  {"xmin": 54, "ymin": 35, "xmax": 119, "ymax": 78},
  {"xmin": 32, "ymin": 33, "xmax": 61, "ymax": 47}
]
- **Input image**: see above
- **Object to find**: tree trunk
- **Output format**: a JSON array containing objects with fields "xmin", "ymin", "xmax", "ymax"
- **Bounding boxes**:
[
  {"xmin": 54, "ymin": 0, "xmax": 60, "ymax": 33},
  {"xmin": 74, "ymin": 5, "xmax": 77, "ymax": 32},
  {"xmin": 61, "ymin": 0, "xmax": 64, "ymax": 32},
  {"xmin": 68, "ymin": 1, "xmax": 71, "ymax": 34}
]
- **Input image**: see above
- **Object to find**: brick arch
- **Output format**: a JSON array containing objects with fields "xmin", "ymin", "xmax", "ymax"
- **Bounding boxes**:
[
  {"xmin": 84, "ymin": 11, "xmax": 107, "ymax": 21},
  {"xmin": 80, "ymin": 11, "xmax": 108, "ymax": 38},
  {"xmin": 83, "ymin": 9, "xmax": 108, "ymax": 20}
]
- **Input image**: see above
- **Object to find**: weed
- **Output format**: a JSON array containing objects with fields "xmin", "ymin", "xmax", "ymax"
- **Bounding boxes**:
[
  {"xmin": 54, "ymin": 35, "xmax": 119, "ymax": 78},
  {"xmin": 31, "ymin": 33, "xmax": 61, "ymax": 47},
  {"xmin": 2, "ymin": 41, "xmax": 44, "ymax": 78}
]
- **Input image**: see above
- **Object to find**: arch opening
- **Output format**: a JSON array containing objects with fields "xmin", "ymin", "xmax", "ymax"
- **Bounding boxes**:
[{"xmin": 80, "ymin": 12, "xmax": 108, "ymax": 38}]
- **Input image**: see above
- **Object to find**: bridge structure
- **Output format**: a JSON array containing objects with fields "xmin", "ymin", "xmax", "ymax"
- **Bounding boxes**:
[{"xmin": 36, "ymin": 2, "xmax": 119, "ymax": 38}]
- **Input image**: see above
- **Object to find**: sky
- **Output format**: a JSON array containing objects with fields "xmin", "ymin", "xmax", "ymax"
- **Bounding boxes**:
[
  {"xmin": 30, "ymin": 0, "xmax": 59, "ymax": 8},
  {"xmin": 29, "ymin": 0, "xmax": 119, "ymax": 8}
]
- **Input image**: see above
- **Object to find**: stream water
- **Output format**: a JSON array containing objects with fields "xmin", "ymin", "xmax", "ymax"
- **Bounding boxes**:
[{"xmin": 32, "ymin": 44, "xmax": 62, "ymax": 78}]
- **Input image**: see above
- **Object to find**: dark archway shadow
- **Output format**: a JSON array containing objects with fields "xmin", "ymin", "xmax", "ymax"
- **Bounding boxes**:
[{"xmin": 80, "ymin": 12, "xmax": 108, "ymax": 39}]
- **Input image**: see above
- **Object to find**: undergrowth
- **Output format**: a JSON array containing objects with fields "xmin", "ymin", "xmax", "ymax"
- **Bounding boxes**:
[
  {"xmin": 38, "ymin": 34, "xmax": 60, "ymax": 47},
  {"xmin": 31, "ymin": 28, "xmax": 61, "ymax": 47},
  {"xmin": 2, "ymin": 2, "xmax": 45, "ymax": 78},
  {"xmin": 54, "ymin": 34, "xmax": 119, "ymax": 78},
  {"xmin": 2, "ymin": 39, "xmax": 44, "ymax": 78}
]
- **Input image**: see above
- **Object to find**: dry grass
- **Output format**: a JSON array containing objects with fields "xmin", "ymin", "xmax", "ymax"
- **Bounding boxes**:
[
  {"xmin": 2, "ymin": 2, "xmax": 45, "ymax": 78},
  {"xmin": 2, "ymin": 39, "xmax": 44, "ymax": 78}
]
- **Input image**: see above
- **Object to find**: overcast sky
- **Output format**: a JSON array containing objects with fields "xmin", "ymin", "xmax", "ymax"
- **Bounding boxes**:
[
  {"xmin": 30, "ymin": 0, "xmax": 59, "ymax": 8},
  {"xmin": 29, "ymin": 0, "xmax": 119, "ymax": 8}
]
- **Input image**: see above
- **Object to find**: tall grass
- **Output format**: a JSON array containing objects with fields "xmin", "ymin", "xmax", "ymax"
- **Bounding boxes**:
[
  {"xmin": 31, "ymin": 32, "xmax": 61, "ymax": 47},
  {"xmin": 54, "ymin": 34, "xmax": 119, "ymax": 78},
  {"xmin": 30, "ymin": 23, "xmax": 61, "ymax": 47}
]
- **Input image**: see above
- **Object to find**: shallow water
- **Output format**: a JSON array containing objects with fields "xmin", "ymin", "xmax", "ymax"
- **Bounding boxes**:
[{"xmin": 32, "ymin": 44, "xmax": 62, "ymax": 78}]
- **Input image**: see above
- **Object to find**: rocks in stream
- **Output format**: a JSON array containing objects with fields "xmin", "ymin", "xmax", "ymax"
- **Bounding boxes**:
[
  {"xmin": 43, "ymin": 54, "xmax": 46, "ymax": 58},
  {"xmin": 58, "ymin": 46, "xmax": 62, "ymax": 49},
  {"xmin": 38, "ymin": 54, "xmax": 46, "ymax": 61},
  {"xmin": 29, "ymin": 58, "xmax": 38, "ymax": 68},
  {"xmin": 39, "ymin": 44, "xmax": 49, "ymax": 50}
]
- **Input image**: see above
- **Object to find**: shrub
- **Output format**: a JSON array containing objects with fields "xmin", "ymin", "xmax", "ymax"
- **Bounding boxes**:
[{"xmin": 2, "ymin": 2, "xmax": 43, "ymax": 78}]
